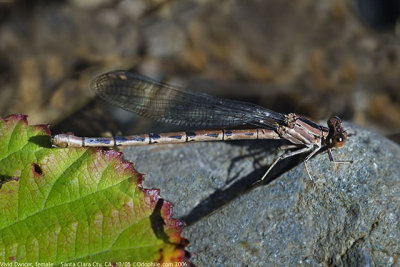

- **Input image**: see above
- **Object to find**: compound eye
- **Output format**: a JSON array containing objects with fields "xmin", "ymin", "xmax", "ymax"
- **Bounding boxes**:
[{"xmin": 332, "ymin": 133, "xmax": 346, "ymax": 148}]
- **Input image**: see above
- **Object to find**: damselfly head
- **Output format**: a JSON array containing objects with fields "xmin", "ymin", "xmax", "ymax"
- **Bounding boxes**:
[{"xmin": 327, "ymin": 116, "xmax": 347, "ymax": 148}]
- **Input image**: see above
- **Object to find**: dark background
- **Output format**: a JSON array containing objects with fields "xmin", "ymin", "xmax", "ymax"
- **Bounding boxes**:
[{"xmin": 1, "ymin": 0, "xmax": 400, "ymax": 140}]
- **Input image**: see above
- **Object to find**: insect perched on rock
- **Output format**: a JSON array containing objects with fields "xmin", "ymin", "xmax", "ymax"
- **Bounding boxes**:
[{"xmin": 52, "ymin": 70, "xmax": 352, "ymax": 180}]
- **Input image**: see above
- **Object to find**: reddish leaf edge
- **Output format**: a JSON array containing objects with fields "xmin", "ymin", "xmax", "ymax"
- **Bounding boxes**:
[
  {"xmin": 2, "ymin": 114, "xmax": 191, "ymax": 264},
  {"xmin": 2, "ymin": 114, "xmax": 51, "ymax": 135},
  {"xmin": 93, "ymin": 144, "xmax": 191, "ymax": 263}
]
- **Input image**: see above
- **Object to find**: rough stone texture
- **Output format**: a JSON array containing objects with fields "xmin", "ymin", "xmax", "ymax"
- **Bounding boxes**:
[{"xmin": 124, "ymin": 122, "xmax": 400, "ymax": 266}]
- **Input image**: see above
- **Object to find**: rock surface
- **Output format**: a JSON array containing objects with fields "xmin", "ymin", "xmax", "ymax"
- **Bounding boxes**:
[{"xmin": 124, "ymin": 122, "xmax": 400, "ymax": 266}]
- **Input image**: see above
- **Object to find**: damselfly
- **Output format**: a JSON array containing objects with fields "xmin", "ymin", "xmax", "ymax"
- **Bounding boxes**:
[{"xmin": 52, "ymin": 70, "xmax": 351, "ymax": 180}]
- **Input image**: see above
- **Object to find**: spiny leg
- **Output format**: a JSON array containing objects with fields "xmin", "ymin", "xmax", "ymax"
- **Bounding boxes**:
[
  {"xmin": 304, "ymin": 147, "xmax": 353, "ymax": 181},
  {"xmin": 261, "ymin": 146, "xmax": 313, "ymax": 181},
  {"xmin": 327, "ymin": 148, "xmax": 353, "ymax": 164},
  {"xmin": 303, "ymin": 145, "xmax": 323, "ymax": 180}
]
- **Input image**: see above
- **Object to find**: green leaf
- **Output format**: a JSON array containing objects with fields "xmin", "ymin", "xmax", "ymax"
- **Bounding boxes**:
[{"xmin": 0, "ymin": 115, "xmax": 188, "ymax": 264}]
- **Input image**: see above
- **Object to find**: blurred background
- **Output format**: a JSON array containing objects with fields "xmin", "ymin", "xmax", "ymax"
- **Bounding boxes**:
[{"xmin": 0, "ymin": 0, "xmax": 400, "ymax": 141}]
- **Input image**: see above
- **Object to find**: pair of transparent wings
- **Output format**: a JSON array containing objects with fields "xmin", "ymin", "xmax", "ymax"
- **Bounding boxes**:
[{"xmin": 91, "ymin": 70, "xmax": 286, "ymax": 130}]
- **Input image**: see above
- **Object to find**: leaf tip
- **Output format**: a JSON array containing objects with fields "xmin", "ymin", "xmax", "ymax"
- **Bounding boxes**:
[
  {"xmin": 144, "ymin": 188, "xmax": 161, "ymax": 204},
  {"xmin": 35, "ymin": 123, "xmax": 51, "ymax": 135},
  {"xmin": 3, "ymin": 114, "xmax": 28, "ymax": 124},
  {"xmin": 2, "ymin": 114, "xmax": 51, "ymax": 137}
]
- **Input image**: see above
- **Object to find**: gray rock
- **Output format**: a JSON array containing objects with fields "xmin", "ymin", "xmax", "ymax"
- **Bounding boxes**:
[{"xmin": 124, "ymin": 122, "xmax": 400, "ymax": 266}]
